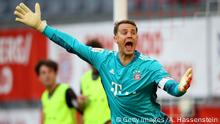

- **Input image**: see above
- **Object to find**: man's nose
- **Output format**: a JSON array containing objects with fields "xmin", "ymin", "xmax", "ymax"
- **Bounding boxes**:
[{"xmin": 127, "ymin": 32, "xmax": 132, "ymax": 37}]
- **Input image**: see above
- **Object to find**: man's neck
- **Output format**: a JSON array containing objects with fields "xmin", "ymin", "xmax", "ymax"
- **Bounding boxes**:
[
  {"xmin": 119, "ymin": 52, "xmax": 135, "ymax": 66},
  {"xmin": 47, "ymin": 83, "xmax": 57, "ymax": 93}
]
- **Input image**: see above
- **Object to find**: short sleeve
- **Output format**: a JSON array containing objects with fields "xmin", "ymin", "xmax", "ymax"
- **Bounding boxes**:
[{"xmin": 65, "ymin": 88, "xmax": 77, "ymax": 108}]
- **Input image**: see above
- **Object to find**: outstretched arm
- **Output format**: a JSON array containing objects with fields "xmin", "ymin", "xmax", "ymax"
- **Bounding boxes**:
[
  {"xmin": 14, "ymin": 3, "xmax": 107, "ymax": 69},
  {"xmin": 150, "ymin": 60, "xmax": 192, "ymax": 97},
  {"xmin": 158, "ymin": 68, "xmax": 192, "ymax": 97}
]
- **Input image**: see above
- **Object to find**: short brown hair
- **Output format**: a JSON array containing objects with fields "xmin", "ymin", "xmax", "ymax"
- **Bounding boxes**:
[
  {"xmin": 114, "ymin": 20, "xmax": 138, "ymax": 35},
  {"xmin": 35, "ymin": 60, "xmax": 58, "ymax": 76}
]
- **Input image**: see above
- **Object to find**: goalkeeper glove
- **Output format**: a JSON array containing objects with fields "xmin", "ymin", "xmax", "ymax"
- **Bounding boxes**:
[
  {"xmin": 14, "ymin": 3, "xmax": 46, "ymax": 32},
  {"xmin": 178, "ymin": 68, "xmax": 193, "ymax": 92}
]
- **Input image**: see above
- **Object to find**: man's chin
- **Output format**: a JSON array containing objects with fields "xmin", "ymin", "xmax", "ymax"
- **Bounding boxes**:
[
  {"xmin": 124, "ymin": 50, "xmax": 135, "ymax": 56},
  {"xmin": 44, "ymin": 82, "xmax": 53, "ymax": 87}
]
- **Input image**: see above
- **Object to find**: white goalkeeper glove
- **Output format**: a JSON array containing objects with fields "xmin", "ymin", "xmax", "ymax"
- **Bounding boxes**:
[
  {"xmin": 178, "ymin": 68, "xmax": 193, "ymax": 92},
  {"xmin": 14, "ymin": 3, "xmax": 46, "ymax": 32}
]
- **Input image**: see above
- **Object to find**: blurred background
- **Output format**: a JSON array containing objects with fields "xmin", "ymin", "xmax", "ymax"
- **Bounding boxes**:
[{"xmin": 1, "ymin": 0, "xmax": 220, "ymax": 123}]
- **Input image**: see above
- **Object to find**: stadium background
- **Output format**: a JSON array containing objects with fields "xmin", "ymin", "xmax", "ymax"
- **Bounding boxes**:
[{"xmin": 0, "ymin": 0, "xmax": 220, "ymax": 123}]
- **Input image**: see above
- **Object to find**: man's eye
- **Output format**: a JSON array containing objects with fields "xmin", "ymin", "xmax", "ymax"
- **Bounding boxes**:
[
  {"xmin": 131, "ymin": 30, "xmax": 136, "ymax": 34},
  {"xmin": 121, "ymin": 31, "xmax": 127, "ymax": 35}
]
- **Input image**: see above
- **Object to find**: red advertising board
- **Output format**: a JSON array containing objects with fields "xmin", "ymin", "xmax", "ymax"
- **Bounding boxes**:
[{"xmin": 0, "ymin": 28, "xmax": 47, "ymax": 101}]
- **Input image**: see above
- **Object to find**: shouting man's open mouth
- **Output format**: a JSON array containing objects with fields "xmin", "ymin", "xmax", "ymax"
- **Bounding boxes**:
[{"xmin": 125, "ymin": 40, "xmax": 134, "ymax": 51}]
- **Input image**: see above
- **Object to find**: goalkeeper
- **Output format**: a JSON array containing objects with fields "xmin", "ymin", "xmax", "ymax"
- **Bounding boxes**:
[{"xmin": 14, "ymin": 3, "xmax": 192, "ymax": 124}]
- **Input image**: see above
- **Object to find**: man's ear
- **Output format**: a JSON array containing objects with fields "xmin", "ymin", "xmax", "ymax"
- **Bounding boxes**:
[{"xmin": 113, "ymin": 35, "xmax": 118, "ymax": 44}]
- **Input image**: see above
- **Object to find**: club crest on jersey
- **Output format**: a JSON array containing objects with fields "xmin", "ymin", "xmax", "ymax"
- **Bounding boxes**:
[{"xmin": 133, "ymin": 70, "xmax": 141, "ymax": 80}]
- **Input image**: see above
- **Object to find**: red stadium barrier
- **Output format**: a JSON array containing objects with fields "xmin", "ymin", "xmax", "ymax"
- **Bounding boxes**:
[{"xmin": 0, "ymin": 28, "xmax": 47, "ymax": 101}]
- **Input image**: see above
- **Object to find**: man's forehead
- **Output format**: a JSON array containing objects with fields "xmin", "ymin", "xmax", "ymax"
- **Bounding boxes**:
[
  {"xmin": 40, "ymin": 65, "xmax": 51, "ymax": 71},
  {"xmin": 118, "ymin": 23, "xmax": 136, "ymax": 30}
]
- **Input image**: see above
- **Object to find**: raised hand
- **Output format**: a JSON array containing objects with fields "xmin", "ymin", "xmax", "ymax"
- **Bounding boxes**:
[
  {"xmin": 14, "ymin": 3, "xmax": 46, "ymax": 32},
  {"xmin": 178, "ymin": 68, "xmax": 193, "ymax": 92}
]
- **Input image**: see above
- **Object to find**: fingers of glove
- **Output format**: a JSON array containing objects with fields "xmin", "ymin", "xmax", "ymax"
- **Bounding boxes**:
[
  {"xmin": 184, "ymin": 75, "xmax": 192, "ymax": 86},
  {"xmin": 179, "ymin": 83, "xmax": 188, "ymax": 92},
  {"xmin": 180, "ymin": 78, "xmax": 188, "ymax": 87},
  {"xmin": 187, "ymin": 75, "xmax": 192, "ymax": 86},
  {"xmin": 187, "ymin": 73, "xmax": 192, "ymax": 81},
  {"xmin": 15, "ymin": 6, "xmax": 26, "ymax": 15},
  {"xmin": 187, "ymin": 71, "xmax": 193, "ymax": 80},
  {"xmin": 184, "ymin": 81, "xmax": 190, "ymax": 88},
  {"xmin": 186, "ymin": 68, "xmax": 192, "ymax": 77},
  {"xmin": 183, "ymin": 76, "xmax": 192, "ymax": 89},
  {"xmin": 35, "ymin": 3, "xmax": 41, "ymax": 15},
  {"xmin": 20, "ymin": 3, "xmax": 31, "ymax": 13},
  {"xmin": 183, "ymin": 83, "xmax": 190, "ymax": 90},
  {"xmin": 15, "ymin": 18, "xmax": 25, "ymax": 23},
  {"xmin": 14, "ymin": 11, "xmax": 24, "ymax": 19},
  {"xmin": 181, "ymin": 68, "xmax": 192, "ymax": 83}
]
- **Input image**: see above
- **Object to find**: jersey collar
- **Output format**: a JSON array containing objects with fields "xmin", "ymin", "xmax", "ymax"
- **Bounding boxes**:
[{"xmin": 116, "ymin": 50, "xmax": 140, "ymax": 67}]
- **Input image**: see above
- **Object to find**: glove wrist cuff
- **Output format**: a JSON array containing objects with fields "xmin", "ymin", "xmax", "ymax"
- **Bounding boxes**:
[
  {"xmin": 178, "ymin": 84, "xmax": 187, "ymax": 93},
  {"xmin": 37, "ymin": 20, "xmax": 47, "ymax": 32}
]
